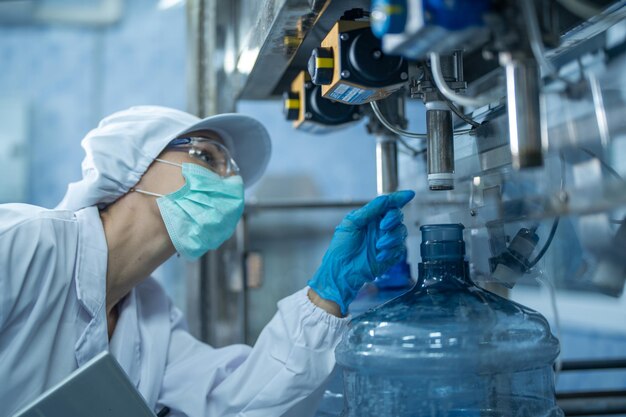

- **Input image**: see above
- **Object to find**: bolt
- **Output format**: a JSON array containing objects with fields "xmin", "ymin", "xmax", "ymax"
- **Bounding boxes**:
[
  {"xmin": 372, "ymin": 50, "xmax": 383, "ymax": 60},
  {"xmin": 470, "ymin": 209, "xmax": 477, "ymax": 217},
  {"xmin": 557, "ymin": 190, "xmax": 569, "ymax": 204},
  {"xmin": 340, "ymin": 33, "xmax": 349, "ymax": 41},
  {"xmin": 352, "ymin": 112, "xmax": 361, "ymax": 120},
  {"xmin": 400, "ymin": 72, "xmax": 408, "ymax": 80},
  {"xmin": 305, "ymin": 112, "xmax": 313, "ymax": 119},
  {"xmin": 340, "ymin": 70, "xmax": 351, "ymax": 79},
  {"xmin": 305, "ymin": 82, "xmax": 313, "ymax": 89}
]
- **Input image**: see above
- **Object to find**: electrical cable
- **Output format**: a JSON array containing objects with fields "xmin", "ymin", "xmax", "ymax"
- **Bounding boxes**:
[
  {"xmin": 370, "ymin": 101, "xmax": 427, "ymax": 139},
  {"xmin": 398, "ymin": 147, "xmax": 425, "ymax": 157},
  {"xmin": 528, "ymin": 216, "xmax": 560, "ymax": 268},
  {"xmin": 369, "ymin": 100, "xmax": 473, "ymax": 139},
  {"xmin": 421, "ymin": 64, "xmax": 481, "ymax": 128},
  {"xmin": 397, "ymin": 136, "xmax": 426, "ymax": 157},
  {"xmin": 429, "ymin": 52, "xmax": 500, "ymax": 109},
  {"xmin": 528, "ymin": 154, "xmax": 566, "ymax": 269},
  {"xmin": 522, "ymin": 0, "xmax": 586, "ymax": 86},
  {"xmin": 521, "ymin": 0, "xmax": 559, "ymax": 79},
  {"xmin": 439, "ymin": 88, "xmax": 481, "ymax": 128},
  {"xmin": 555, "ymin": 0, "xmax": 603, "ymax": 19}
]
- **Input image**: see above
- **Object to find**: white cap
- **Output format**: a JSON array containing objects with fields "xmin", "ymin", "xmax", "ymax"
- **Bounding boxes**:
[{"xmin": 56, "ymin": 105, "xmax": 271, "ymax": 211}]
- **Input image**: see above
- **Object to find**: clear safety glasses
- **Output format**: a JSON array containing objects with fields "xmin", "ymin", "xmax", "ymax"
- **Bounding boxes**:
[{"xmin": 166, "ymin": 136, "xmax": 240, "ymax": 178}]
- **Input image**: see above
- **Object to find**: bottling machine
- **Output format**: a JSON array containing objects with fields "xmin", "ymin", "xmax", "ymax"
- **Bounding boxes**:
[{"xmin": 187, "ymin": 1, "xmax": 626, "ymax": 415}]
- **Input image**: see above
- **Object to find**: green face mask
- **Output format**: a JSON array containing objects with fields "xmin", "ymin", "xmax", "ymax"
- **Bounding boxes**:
[{"xmin": 135, "ymin": 160, "xmax": 244, "ymax": 260}]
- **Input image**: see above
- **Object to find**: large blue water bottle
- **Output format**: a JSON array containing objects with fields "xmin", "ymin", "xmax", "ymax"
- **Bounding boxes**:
[
  {"xmin": 349, "ymin": 253, "xmax": 414, "ymax": 316},
  {"xmin": 315, "ymin": 254, "xmax": 414, "ymax": 417},
  {"xmin": 335, "ymin": 224, "xmax": 562, "ymax": 417}
]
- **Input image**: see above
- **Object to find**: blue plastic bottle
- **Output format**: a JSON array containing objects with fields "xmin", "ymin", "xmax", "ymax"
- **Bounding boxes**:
[
  {"xmin": 335, "ymin": 224, "xmax": 563, "ymax": 417},
  {"xmin": 315, "ymin": 254, "xmax": 414, "ymax": 417},
  {"xmin": 349, "ymin": 254, "xmax": 414, "ymax": 316}
]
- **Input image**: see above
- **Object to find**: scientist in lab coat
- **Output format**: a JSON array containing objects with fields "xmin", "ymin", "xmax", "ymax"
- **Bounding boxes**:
[{"xmin": 0, "ymin": 105, "xmax": 414, "ymax": 417}]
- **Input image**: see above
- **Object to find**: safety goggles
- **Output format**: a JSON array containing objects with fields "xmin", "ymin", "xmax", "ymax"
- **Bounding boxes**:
[{"xmin": 166, "ymin": 136, "xmax": 240, "ymax": 178}]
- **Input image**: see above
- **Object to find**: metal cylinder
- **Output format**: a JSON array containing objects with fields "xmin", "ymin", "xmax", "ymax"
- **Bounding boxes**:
[
  {"xmin": 376, "ymin": 135, "xmax": 399, "ymax": 194},
  {"xmin": 426, "ymin": 104, "xmax": 454, "ymax": 191},
  {"xmin": 501, "ymin": 53, "xmax": 543, "ymax": 169}
]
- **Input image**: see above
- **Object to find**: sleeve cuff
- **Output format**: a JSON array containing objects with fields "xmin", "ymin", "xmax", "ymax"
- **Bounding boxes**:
[{"xmin": 275, "ymin": 287, "xmax": 349, "ymax": 351}]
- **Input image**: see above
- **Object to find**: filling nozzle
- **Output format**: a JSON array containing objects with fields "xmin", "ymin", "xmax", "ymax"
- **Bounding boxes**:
[
  {"xmin": 500, "ymin": 52, "xmax": 544, "ymax": 169},
  {"xmin": 426, "ymin": 101, "xmax": 454, "ymax": 191}
]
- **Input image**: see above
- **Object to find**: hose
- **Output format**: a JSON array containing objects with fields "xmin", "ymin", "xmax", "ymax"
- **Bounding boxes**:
[
  {"xmin": 370, "ymin": 101, "xmax": 473, "ymax": 139},
  {"xmin": 429, "ymin": 52, "xmax": 500, "ymax": 109}
]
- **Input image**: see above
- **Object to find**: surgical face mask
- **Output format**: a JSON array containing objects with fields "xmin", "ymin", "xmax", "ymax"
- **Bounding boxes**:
[{"xmin": 133, "ymin": 159, "xmax": 244, "ymax": 260}]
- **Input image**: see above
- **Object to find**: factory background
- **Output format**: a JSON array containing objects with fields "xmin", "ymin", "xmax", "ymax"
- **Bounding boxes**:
[{"xmin": 1, "ymin": 0, "xmax": 625, "ymax": 409}]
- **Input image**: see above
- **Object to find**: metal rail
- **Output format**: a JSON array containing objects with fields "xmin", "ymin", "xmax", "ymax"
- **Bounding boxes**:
[
  {"xmin": 558, "ymin": 390, "xmax": 626, "ymax": 416},
  {"xmin": 557, "ymin": 358, "xmax": 626, "ymax": 416},
  {"xmin": 561, "ymin": 359, "xmax": 626, "ymax": 371}
]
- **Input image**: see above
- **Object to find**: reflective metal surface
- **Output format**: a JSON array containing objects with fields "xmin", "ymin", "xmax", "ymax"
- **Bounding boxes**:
[
  {"xmin": 368, "ymin": 93, "xmax": 406, "ymax": 195},
  {"xmin": 376, "ymin": 138, "xmax": 398, "ymax": 195},
  {"xmin": 187, "ymin": 0, "xmax": 248, "ymax": 345},
  {"xmin": 246, "ymin": 0, "xmax": 372, "ymax": 99},
  {"xmin": 426, "ymin": 107, "xmax": 454, "ymax": 191},
  {"xmin": 500, "ymin": 53, "xmax": 543, "ymax": 169},
  {"xmin": 192, "ymin": 0, "xmax": 371, "ymax": 101}
]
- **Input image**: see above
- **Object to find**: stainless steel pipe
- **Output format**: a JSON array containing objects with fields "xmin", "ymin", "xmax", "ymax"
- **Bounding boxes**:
[
  {"xmin": 500, "ymin": 52, "xmax": 544, "ymax": 169},
  {"xmin": 376, "ymin": 135, "xmax": 399, "ymax": 195},
  {"xmin": 426, "ymin": 102, "xmax": 454, "ymax": 190}
]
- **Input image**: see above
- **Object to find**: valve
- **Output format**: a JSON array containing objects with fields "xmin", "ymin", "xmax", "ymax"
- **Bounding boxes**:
[
  {"xmin": 307, "ymin": 20, "xmax": 408, "ymax": 105},
  {"xmin": 283, "ymin": 70, "xmax": 361, "ymax": 133}
]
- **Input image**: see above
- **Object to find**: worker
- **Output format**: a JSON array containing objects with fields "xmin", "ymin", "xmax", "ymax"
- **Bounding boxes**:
[{"xmin": 0, "ymin": 105, "xmax": 414, "ymax": 416}]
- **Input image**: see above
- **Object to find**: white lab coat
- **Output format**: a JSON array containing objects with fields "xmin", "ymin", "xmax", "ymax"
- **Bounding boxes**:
[{"xmin": 0, "ymin": 204, "xmax": 347, "ymax": 417}]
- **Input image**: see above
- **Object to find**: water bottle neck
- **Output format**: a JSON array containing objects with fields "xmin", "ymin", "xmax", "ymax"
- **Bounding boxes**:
[
  {"xmin": 417, "ymin": 224, "xmax": 470, "ymax": 289},
  {"xmin": 416, "ymin": 259, "xmax": 471, "ymax": 289}
]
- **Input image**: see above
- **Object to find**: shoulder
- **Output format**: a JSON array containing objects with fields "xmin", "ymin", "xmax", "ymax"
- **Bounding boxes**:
[
  {"xmin": 0, "ymin": 204, "xmax": 81, "ymax": 327},
  {"xmin": 0, "ymin": 204, "xmax": 80, "ymax": 262},
  {"xmin": 0, "ymin": 204, "xmax": 80, "ymax": 283},
  {"xmin": 0, "ymin": 203, "xmax": 77, "ymax": 237}
]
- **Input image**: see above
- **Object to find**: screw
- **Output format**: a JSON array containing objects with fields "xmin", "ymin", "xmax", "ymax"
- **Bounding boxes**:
[
  {"xmin": 400, "ymin": 72, "xmax": 408, "ymax": 80},
  {"xmin": 470, "ymin": 209, "xmax": 477, "ymax": 217},
  {"xmin": 352, "ymin": 112, "xmax": 361, "ymax": 120},
  {"xmin": 305, "ymin": 82, "xmax": 313, "ymax": 89},
  {"xmin": 340, "ymin": 33, "xmax": 349, "ymax": 41},
  {"xmin": 372, "ymin": 50, "xmax": 383, "ymax": 60},
  {"xmin": 557, "ymin": 190, "xmax": 569, "ymax": 204},
  {"xmin": 340, "ymin": 70, "xmax": 351, "ymax": 79},
  {"xmin": 305, "ymin": 112, "xmax": 313, "ymax": 119}
]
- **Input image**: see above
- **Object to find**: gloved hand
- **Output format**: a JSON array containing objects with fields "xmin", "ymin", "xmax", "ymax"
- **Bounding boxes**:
[{"xmin": 307, "ymin": 190, "xmax": 415, "ymax": 315}]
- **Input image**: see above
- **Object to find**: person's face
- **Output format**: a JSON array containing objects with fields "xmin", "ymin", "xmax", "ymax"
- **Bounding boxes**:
[{"xmin": 133, "ymin": 131, "xmax": 234, "ymax": 197}]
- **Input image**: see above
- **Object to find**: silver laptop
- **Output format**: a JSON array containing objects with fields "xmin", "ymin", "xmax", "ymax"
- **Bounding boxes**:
[{"xmin": 12, "ymin": 351, "xmax": 158, "ymax": 417}]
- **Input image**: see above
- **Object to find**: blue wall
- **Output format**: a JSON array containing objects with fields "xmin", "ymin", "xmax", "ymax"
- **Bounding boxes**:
[
  {"xmin": 0, "ymin": 0, "xmax": 187, "ymax": 209},
  {"xmin": 239, "ymin": 100, "xmax": 377, "ymax": 201},
  {"xmin": 0, "ymin": 0, "xmax": 188, "ymax": 309}
]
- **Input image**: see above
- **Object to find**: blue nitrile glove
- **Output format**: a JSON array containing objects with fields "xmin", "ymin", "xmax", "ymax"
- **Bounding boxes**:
[{"xmin": 307, "ymin": 190, "xmax": 415, "ymax": 315}]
